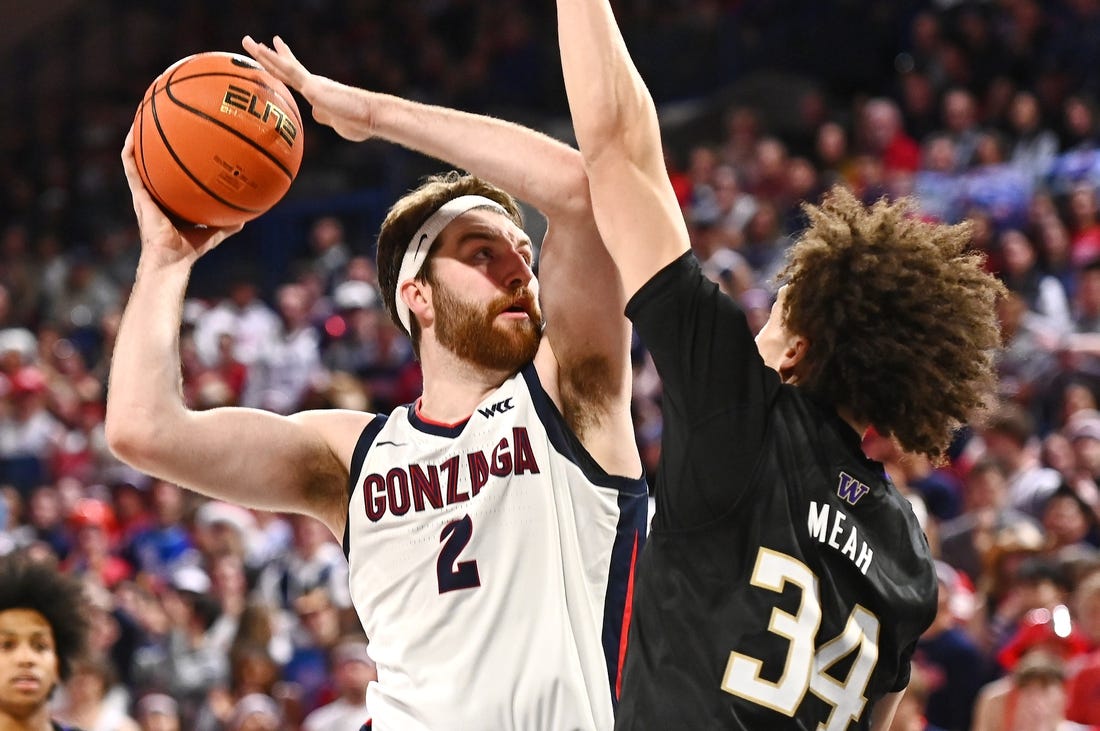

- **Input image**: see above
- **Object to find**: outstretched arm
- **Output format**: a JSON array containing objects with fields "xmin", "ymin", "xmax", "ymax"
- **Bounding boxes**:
[
  {"xmin": 245, "ymin": 37, "xmax": 638, "ymax": 474},
  {"xmin": 105, "ymin": 131, "xmax": 365, "ymax": 537},
  {"xmin": 555, "ymin": 0, "xmax": 690, "ymax": 299}
]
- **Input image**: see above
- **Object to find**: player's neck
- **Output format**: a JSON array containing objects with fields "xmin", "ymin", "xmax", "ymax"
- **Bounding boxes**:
[{"xmin": 418, "ymin": 345, "xmax": 513, "ymax": 423}]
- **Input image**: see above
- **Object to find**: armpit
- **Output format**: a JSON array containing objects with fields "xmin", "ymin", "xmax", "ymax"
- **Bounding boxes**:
[{"xmin": 559, "ymin": 353, "xmax": 614, "ymax": 440}]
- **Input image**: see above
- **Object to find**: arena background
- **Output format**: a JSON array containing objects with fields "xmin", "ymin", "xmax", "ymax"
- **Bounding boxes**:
[{"xmin": 2, "ymin": 2, "xmax": 1100, "ymax": 730}]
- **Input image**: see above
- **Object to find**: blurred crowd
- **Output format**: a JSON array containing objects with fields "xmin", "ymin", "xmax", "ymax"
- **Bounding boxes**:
[{"xmin": 6, "ymin": 1, "xmax": 1100, "ymax": 730}]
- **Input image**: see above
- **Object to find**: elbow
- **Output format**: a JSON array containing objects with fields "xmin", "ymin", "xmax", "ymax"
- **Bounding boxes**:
[
  {"xmin": 554, "ymin": 155, "xmax": 596, "ymax": 219},
  {"xmin": 104, "ymin": 409, "xmax": 163, "ymax": 470},
  {"xmin": 574, "ymin": 84, "xmax": 657, "ymax": 166}
]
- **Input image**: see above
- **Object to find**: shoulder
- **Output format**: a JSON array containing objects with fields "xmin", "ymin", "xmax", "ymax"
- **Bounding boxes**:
[{"xmin": 289, "ymin": 409, "xmax": 379, "ymax": 468}]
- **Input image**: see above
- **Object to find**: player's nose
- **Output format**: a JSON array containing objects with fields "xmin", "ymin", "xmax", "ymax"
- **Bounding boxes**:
[{"xmin": 499, "ymin": 247, "xmax": 534, "ymax": 290}]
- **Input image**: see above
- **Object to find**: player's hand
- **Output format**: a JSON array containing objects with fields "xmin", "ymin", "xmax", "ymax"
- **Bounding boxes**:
[
  {"xmin": 243, "ymin": 35, "xmax": 375, "ymax": 142},
  {"xmin": 121, "ymin": 127, "xmax": 242, "ymax": 265}
]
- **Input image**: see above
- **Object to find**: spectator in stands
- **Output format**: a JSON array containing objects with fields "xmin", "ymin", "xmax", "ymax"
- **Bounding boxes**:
[
  {"xmin": 280, "ymin": 588, "xmax": 343, "ymax": 718},
  {"xmin": 917, "ymin": 562, "xmax": 984, "ymax": 731},
  {"xmin": 300, "ymin": 637, "xmax": 374, "ymax": 731},
  {"xmin": 192, "ymin": 274, "xmax": 280, "ymax": 370},
  {"xmin": 305, "ymin": 217, "xmax": 351, "ymax": 293},
  {"xmin": 60, "ymin": 498, "xmax": 130, "ymax": 590},
  {"xmin": 123, "ymin": 481, "xmax": 196, "ymax": 584},
  {"xmin": 0, "ymin": 367, "xmax": 62, "ymax": 495},
  {"xmin": 254, "ymin": 514, "xmax": 350, "ymax": 617},
  {"xmin": 1066, "ymin": 183, "xmax": 1100, "ymax": 269},
  {"xmin": 978, "ymin": 401, "xmax": 1064, "ymax": 518},
  {"xmin": 1039, "ymin": 484, "xmax": 1100, "ymax": 554},
  {"xmin": 50, "ymin": 654, "xmax": 139, "ymax": 731},
  {"xmin": 242, "ymin": 284, "xmax": 324, "ymax": 415},
  {"xmin": 860, "ymin": 97, "xmax": 922, "ymax": 177},
  {"xmin": 971, "ymin": 648, "xmax": 1074, "ymax": 731},
  {"xmin": 1066, "ymin": 571, "xmax": 1100, "ymax": 725},
  {"xmin": 814, "ymin": 121, "xmax": 855, "ymax": 190},
  {"xmin": 1007, "ymin": 90, "xmax": 1059, "ymax": 179},
  {"xmin": 1061, "ymin": 94, "xmax": 1100, "ymax": 152},
  {"xmin": 131, "ymin": 566, "xmax": 228, "ymax": 724},
  {"xmin": 226, "ymin": 693, "xmax": 281, "ymax": 731},
  {"xmin": 994, "ymin": 291, "xmax": 1062, "ymax": 425},
  {"xmin": 998, "ymin": 228, "xmax": 1072, "ymax": 334},
  {"xmin": 939, "ymin": 88, "xmax": 984, "ymax": 171},
  {"xmin": 24, "ymin": 486, "xmax": 71, "ymax": 559},
  {"xmin": 939, "ymin": 456, "xmax": 1041, "ymax": 585},
  {"xmin": 134, "ymin": 694, "xmax": 179, "ymax": 731}
]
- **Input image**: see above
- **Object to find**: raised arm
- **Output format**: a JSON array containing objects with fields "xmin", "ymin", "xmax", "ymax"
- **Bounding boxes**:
[
  {"xmin": 555, "ymin": 0, "xmax": 690, "ymax": 299},
  {"xmin": 244, "ymin": 37, "xmax": 637, "ymax": 473},
  {"xmin": 105, "ymin": 131, "xmax": 366, "ymax": 538}
]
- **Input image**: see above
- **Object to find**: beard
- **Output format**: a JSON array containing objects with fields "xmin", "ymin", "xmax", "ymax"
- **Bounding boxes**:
[{"xmin": 432, "ymin": 280, "xmax": 543, "ymax": 373}]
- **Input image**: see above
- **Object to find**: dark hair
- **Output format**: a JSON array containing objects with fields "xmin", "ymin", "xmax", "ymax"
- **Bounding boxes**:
[
  {"xmin": 778, "ymin": 186, "xmax": 1005, "ymax": 460},
  {"xmin": 374, "ymin": 172, "xmax": 522, "ymax": 355},
  {"xmin": 1014, "ymin": 556, "xmax": 1071, "ymax": 592},
  {"xmin": 0, "ymin": 551, "xmax": 90, "ymax": 679}
]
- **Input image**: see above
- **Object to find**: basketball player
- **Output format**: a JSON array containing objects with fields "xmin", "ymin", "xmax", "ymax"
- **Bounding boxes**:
[
  {"xmin": 0, "ymin": 552, "xmax": 91, "ymax": 731},
  {"xmin": 109, "ymin": 37, "xmax": 647, "ymax": 730},
  {"xmin": 553, "ymin": 1, "xmax": 1005, "ymax": 729}
]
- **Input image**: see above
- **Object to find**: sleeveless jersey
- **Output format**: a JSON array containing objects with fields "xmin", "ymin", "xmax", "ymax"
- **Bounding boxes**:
[
  {"xmin": 616, "ymin": 253, "xmax": 937, "ymax": 730},
  {"xmin": 344, "ymin": 364, "xmax": 648, "ymax": 731}
]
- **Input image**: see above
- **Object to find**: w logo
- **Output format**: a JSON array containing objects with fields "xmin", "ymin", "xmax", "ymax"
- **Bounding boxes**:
[
  {"xmin": 478, "ymin": 398, "xmax": 514, "ymax": 419},
  {"xmin": 837, "ymin": 471, "xmax": 871, "ymax": 505}
]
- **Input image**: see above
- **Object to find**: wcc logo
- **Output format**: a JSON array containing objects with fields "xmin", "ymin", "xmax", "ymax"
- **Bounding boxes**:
[
  {"xmin": 837, "ymin": 471, "xmax": 871, "ymax": 505},
  {"xmin": 478, "ymin": 398, "xmax": 514, "ymax": 419}
]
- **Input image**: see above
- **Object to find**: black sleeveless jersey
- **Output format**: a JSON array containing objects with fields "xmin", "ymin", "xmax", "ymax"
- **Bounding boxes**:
[{"xmin": 617, "ymin": 253, "xmax": 937, "ymax": 730}]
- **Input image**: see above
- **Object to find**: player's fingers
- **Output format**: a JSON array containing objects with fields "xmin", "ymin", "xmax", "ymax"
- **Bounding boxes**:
[
  {"xmin": 270, "ymin": 36, "xmax": 310, "ymax": 84},
  {"xmin": 120, "ymin": 130, "xmax": 146, "ymax": 223},
  {"xmin": 243, "ymin": 36, "xmax": 297, "ymax": 86},
  {"xmin": 120, "ymin": 127, "xmax": 136, "ymax": 171}
]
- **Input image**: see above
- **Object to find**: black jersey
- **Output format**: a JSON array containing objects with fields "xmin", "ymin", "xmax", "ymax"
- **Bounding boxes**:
[{"xmin": 616, "ymin": 253, "xmax": 937, "ymax": 730}]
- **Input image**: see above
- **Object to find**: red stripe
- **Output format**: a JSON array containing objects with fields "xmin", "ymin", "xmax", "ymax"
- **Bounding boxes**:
[
  {"xmin": 414, "ymin": 398, "xmax": 468, "ymax": 428},
  {"xmin": 615, "ymin": 530, "xmax": 640, "ymax": 699}
]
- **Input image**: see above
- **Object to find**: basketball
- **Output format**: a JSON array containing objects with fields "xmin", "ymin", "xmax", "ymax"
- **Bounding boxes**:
[{"xmin": 133, "ymin": 52, "xmax": 304, "ymax": 228}]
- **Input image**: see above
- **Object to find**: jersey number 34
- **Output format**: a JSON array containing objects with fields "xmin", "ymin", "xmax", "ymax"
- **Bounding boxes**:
[{"xmin": 721, "ymin": 547, "xmax": 880, "ymax": 731}]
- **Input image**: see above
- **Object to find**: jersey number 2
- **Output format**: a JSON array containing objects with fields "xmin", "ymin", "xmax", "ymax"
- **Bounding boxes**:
[
  {"xmin": 721, "ymin": 547, "xmax": 880, "ymax": 731},
  {"xmin": 437, "ymin": 514, "xmax": 481, "ymax": 593}
]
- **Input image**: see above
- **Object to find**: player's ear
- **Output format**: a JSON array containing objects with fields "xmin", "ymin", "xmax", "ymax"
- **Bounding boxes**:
[
  {"xmin": 777, "ymin": 334, "xmax": 808, "ymax": 384},
  {"xmin": 401, "ymin": 279, "xmax": 433, "ymax": 329}
]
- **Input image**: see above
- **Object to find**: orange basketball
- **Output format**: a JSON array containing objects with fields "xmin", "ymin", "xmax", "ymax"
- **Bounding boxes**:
[{"xmin": 133, "ymin": 52, "xmax": 305, "ymax": 227}]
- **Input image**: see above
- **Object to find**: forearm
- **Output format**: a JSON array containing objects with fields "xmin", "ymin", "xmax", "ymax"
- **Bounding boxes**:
[
  {"xmin": 869, "ymin": 690, "xmax": 903, "ymax": 730},
  {"xmin": 105, "ymin": 254, "xmax": 193, "ymax": 461},
  {"xmin": 556, "ymin": 0, "xmax": 657, "ymax": 165},
  {"xmin": 555, "ymin": 0, "xmax": 689, "ymax": 296},
  {"xmin": 367, "ymin": 89, "xmax": 588, "ymax": 218}
]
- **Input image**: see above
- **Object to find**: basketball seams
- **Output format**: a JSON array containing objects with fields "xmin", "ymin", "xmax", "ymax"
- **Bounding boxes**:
[
  {"xmin": 164, "ymin": 65, "xmax": 299, "ymax": 180},
  {"xmin": 167, "ymin": 69, "xmax": 304, "ymax": 129},
  {"xmin": 136, "ymin": 100, "xmax": 199, "ymax": 224},
  {"xmin": 148, "ymin": 78, "xmax": 259, "ymax": 219},
  {"xmin": 133, "ymin": 52, "xmax": 303, "ymax": 227}
]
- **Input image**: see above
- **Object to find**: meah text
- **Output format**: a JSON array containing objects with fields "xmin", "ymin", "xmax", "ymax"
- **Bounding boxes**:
[
  {"xmin": 807, "ymin": 501, "xmax": 875, "ymax": 575},
  {"xmin": 364, "ymin": 427, "xmax": 540, "ymax": 522}
]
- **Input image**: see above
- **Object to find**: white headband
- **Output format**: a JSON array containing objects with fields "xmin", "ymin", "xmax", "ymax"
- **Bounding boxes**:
[{"xmin": 394, "ymin": 194, "xmax": 508, "ymax": 333}]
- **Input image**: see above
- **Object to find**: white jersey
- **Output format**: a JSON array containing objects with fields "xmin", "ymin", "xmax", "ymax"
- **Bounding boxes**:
[{"xmin": 344, "ymin": 364, "xmax": 648, "ymax": 730}]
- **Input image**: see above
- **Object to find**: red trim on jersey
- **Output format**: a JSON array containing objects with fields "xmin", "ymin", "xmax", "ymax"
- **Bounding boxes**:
[
  {"xmin": 414, "ymin": 398, "xmax": 469, "ymax": 428},
  {"xmin": 615, "ymin": 529, "xmax": 640, "ymax": 699}
]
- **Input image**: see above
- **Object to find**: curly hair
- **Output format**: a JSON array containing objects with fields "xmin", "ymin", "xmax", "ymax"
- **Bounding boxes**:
[
  {"xmin": 0, "ymin": 550, "xmax": 90, "ymax": 680},
  {"xmin": 778, "ymin": 186, "xmax": 1005, "ymax": 460},
  {"xmin": 375, "ymin": 172, "xmax": 523, "ymax": 355}
]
